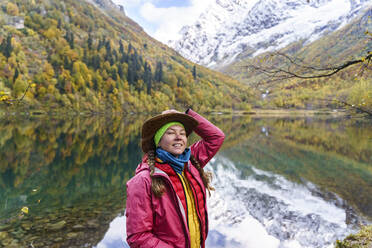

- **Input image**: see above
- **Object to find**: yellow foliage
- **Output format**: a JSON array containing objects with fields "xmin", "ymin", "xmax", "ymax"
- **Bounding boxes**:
[
  {"xmin": 43, "ymin": 62, "xmax": 55, "ymax": 79},
  {"xmin": 61, "ymin": 68, "xmax": 71, "ymax": 80},
  {"xmin": 25, "ymin": 28, "xmax": 36, "ymax": 36},
  {"xmin": 100, "ymin": 70, "xmax": 108, "ymax": 80},
  {"xmin": 65, "ymin": 49, "xmax": 79, "ymax": 61},
  {"xmin": 21, "ymin": 206, "xmax": 29, "ymax": 214},
  {"xmin": 6, "ymin": 2, "xmax": 19, "ymax": 16},
  {"xmin": 103, "ymin": 61, "xmax": 111, "ymax": 71},
  {"xmin": 0, "ymin": 0, "xmax": 253, "ymax": 113},
  {"xmin": 176, "ymin": 88, "xmax": 192, "ymax": 106},
  {"xmin": 123, "ymin": 80, "xmax": 129, "ymax": 91},
  {"xmin": 43, "ymin": 28, "xmax": 61, "ymax": 40},
  {"xmin": 348, "ymin": 78, "xmax": 372, "ymax": 108},
  {"xmin": 13, "ymin": 78, "xmax": 28, "ymax": 98},
  {"xmin": 75, "ymin": 75, "xmax": 85, "ymax": 88},
  {"xmin": 206, "ymin": 81, "xmax": 214, "ymax": 88},
  {"xmin": 38, "ymin": 86, "xmax": 47, "ymax": 97},
  {"xmin": 61, "ymin": 94, "xmax": 71, "ymax": 106},
  {"xmin": 24, "ymin": 90, "xmax": 34, "ymax": 100},
  {"xmin": 47, "ymin": 84, "xmax": 56, "ymax": 94},
  {"xmin": 0, "ymin": 95, "xmax": 10, "ymax": 102},
  {"xmin": 165, "ymin": 74, "xmax": 177, "ymax": 88}
]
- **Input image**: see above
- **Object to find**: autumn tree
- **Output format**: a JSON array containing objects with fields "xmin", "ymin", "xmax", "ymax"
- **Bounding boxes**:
[
  {"xmin": 6, "ymin": 2, "xmax": 19, "ymax": 16},
  {"xmin": 192, "ymin": 65, "xmax": 197, "ymax": 80},
  {"xmin": 13, "ymin": 68, "xmax": 19, "ymax": 83},
  {"xmin": 119, "ymin": 40, "xmax": 124, "ymax": 55},
  {"xmin": 155, "ymin": 61, "xmax": 163, "ymax": 82},
  {"xmin": 65, "ymin": 30, "xmax": 74, "ymax": 49},
  {"xmin": 0, "ymin": 34, "xmax": 13, "ymax": 58},
  {"xmin": 244, "ymin": 50, "xmax": 372, "ymax": 115},
  {"xmin": 143, "ymin": 62, "xmax": 152, "ymax": 94},
  {"xmin": 87, "ymin": 33, "xmax": 93, "ymax": 50}
]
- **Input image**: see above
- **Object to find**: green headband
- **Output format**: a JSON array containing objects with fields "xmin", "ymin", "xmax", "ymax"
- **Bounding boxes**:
[{"xmin": 154, "ymin": 122, "xmax": 185, "ymax": 147}]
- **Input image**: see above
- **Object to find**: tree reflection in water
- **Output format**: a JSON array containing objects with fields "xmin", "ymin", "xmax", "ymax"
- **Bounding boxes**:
[{"xmin": 0, "ymin": 115, "xmax": 371, "ymax": 247}]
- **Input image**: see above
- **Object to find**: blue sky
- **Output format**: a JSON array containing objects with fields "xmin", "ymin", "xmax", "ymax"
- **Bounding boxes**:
[
  {"xmin": 112, "ymin": 0, "xmax": 213, "ymax": 43},
  {"xmin": 153, "ymin": 0, "xmax": 190, "ymax": 8}
]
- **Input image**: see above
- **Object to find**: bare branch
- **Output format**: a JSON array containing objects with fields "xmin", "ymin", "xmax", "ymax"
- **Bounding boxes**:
[
  {"xmin": 318, "ymin": 98, "xmax": 372, "ymax": 116},
  {"xmin": 243, "ymin": 51, "xmax": 372, "ymax": 83},
  {"xmin": 18, "ymin": 83, "xmax": 32, "ymax": 103}
]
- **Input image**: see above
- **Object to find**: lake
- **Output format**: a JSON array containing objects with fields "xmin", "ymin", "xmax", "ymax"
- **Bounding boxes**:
[{"xmin": 0, "ymin": 114, "xmax": 371, "ymax": 248}]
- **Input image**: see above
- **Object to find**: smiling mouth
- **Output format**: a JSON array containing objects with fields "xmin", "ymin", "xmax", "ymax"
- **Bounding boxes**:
[{"xmin": 173, "ymin": 144, "xmax": 183, "ymax": 148}]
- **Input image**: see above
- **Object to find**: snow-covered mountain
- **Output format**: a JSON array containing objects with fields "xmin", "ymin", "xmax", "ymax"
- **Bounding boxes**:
[{"xmin": 169, "ymin": 0, "xmax": 372, "ymax": 69}]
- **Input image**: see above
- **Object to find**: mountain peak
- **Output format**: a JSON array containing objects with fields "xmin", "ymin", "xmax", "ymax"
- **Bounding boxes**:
[
  {"xmin": 85, "ymin": 0, "xmax": 125, "ymax": 15},
  {"xmin": 169, "ymin": 0, "xmax": 372, "ymax": 69}
]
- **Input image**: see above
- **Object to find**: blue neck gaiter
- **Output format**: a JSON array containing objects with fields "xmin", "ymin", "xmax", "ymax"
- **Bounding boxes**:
[{"xmin": 156, "ymin": 147, "xmax": 191, "ymax": 174}]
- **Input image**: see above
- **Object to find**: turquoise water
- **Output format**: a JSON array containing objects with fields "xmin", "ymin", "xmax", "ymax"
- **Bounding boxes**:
[{"xmin": 0, "ymin": 115, "xmax": 371, "ymax": 247}]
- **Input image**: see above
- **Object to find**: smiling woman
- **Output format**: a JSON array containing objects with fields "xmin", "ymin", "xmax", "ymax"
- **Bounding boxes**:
[
  {"xmin": 157, "ymin": 124, "xmax": 187, "ymax": 156},
  {"xmin": 125, "ymin": 108, "xmax": 225, "ymax": 248}
]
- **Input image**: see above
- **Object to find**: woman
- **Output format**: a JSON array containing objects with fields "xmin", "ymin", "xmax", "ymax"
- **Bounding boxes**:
[{"xmin": 126, "ymin": 108, "xmax": 225, "ymax": 248}]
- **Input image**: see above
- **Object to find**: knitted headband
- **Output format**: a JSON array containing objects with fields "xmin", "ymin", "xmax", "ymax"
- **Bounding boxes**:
[{"xmin": 154, "ymin": 122, "xmax": 185, "ymax": 147}]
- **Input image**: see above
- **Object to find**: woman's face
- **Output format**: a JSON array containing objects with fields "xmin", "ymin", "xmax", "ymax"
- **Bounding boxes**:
[{"xmin": 158, "ymin": 125, "xmax": 187, "ymax": 156}]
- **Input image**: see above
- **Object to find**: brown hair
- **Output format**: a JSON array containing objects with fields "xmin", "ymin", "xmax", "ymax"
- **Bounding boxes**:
[{"xmin": 147, "ymin": 150, "xmax": 214, "ymax": 197}]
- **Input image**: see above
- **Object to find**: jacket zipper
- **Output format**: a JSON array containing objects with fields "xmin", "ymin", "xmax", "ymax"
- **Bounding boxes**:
[
  {"xmin": 187, "ymin": 170, "xmax": 208, "ymax": 248},
  {"xmin": 176, "ymin": 173, "xmax": 189, "ymax": 228}
]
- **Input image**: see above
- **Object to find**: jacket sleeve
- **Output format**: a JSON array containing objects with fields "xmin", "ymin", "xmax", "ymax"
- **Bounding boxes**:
[
  {"xmin": 126, "ymin": 173, "xmax": 174, "ymax": 248},
  {"xmin": 187, "ymin": 109, "xmax": 225, "ymax": 167}
]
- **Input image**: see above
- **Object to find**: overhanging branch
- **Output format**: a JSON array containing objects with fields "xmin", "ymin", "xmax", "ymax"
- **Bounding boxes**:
[{"xmin": 243, "ymin": 51, "xmax": 372, "ymax": 82}]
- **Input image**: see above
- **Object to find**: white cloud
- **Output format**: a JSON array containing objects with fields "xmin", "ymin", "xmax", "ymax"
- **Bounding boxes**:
[
  {"xmin": 114, "ymin": 0, "xmax": 214, "ymax": 43},
  {"xmin": 117, "ymin": 0, "xmax": 146, "ymax": 7}
]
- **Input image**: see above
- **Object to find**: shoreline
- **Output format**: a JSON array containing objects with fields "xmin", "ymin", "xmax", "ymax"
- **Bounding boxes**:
[
  {"xmin": 0, "ymin": 108, "xmax": 362, "ymax": 119},
  {"xmin": 209, "ymin": 108, "xmax": 349, "ymax": 117}
]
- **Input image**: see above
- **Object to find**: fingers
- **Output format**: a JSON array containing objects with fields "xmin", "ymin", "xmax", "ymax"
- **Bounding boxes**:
[{"xmin": 161, "ymin": 109, "xmax": 181, "ymax": 114}]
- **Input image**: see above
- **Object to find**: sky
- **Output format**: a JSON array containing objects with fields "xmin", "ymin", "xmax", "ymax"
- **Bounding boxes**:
[{"xmin": 111, "ymin": 0, "xmax": 213, "ymax": 43}]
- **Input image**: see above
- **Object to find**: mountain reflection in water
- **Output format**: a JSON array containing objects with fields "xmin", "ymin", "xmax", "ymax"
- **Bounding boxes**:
[
  {"xmin": 100, "ymin": 154, "xmax": 365, "ymax": 248},
  {"xmin": 205, "ymin": 157, "xmax": 355, "ymax": 248},
  {"xmin": 0, "ymin": 115, "xmax": 371, "ymax": 247}
]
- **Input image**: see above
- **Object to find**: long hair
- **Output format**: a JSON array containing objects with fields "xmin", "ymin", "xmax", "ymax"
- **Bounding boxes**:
[{"xmin": 147, "ymin": 150, "xmax": 215, "ymax": 197}]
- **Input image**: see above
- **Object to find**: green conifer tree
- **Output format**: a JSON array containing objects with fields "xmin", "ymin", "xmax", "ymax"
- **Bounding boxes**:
[
  {"xmin": 127, "ymin": 60, "xmax": 135, "ymax": 85},
  {"xmin": 155, "ymin": 61, "xmax": 163, "ymax": 82},
  {"xmin": 192, "ymin": 65, "xmax": 197, "ymax": 80},
  {"xmin": 118, "ymin": 64, "xmax": 124, "ymax": 78},
  {"xmin": 143, "ymin": 62, "xmax": 152, "ymax": 94},
  {"xmin": 1, "ymin": 34, "xmax": 13, "ymax": 58},
  {"xmin": 128, "ymin": 43, "xmax": 133, "ymax": 55},
  {"xmin": 119, "ymin": 40, "xmax": 125, "ymax": 55},
  {"xmin": 88, "ymin": 33, "xmax": 93, "ymax": 50},
  {"xmin": 111, "ymin": 67, "xmax": 118, "ymax": 81},
  {"xmin": 13, "ymin": 68, "xmax": 19, "ymax": 83}
]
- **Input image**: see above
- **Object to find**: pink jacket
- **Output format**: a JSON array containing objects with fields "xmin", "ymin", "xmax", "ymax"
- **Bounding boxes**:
[{"xmin": 126, "ymin": 109, "xmax": 225, "ymax": 248}]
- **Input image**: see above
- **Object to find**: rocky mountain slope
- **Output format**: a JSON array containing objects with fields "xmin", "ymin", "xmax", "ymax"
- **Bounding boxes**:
[
  {"xmin": 0, "ymin": 0, "xmax": 252, "ymax": 113},
  {"xmin": 169, "ymin": 0, "xmax": 372, "ymax": 69}
]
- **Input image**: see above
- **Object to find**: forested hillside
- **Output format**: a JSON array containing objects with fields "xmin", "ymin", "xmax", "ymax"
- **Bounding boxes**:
[
  {"xmin": 0, "ymin": 0, "xmax": 253, "ymax": 113},
  {"xmin": 223, "ymin": 8, "xmax": 372, "ymax": 112}
]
